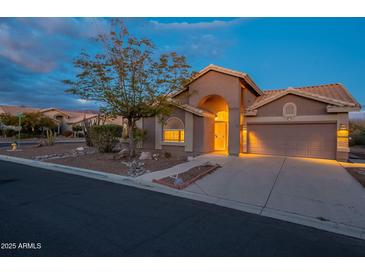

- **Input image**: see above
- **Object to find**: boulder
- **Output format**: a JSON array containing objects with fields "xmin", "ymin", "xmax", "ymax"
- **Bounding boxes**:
[
  {"xmin": 112, "ymin": 142, "xmax": 122, "ymax": 152},
  {"xmin": 114, "ymin": 148, "xmax": 129, "ymax": 160},
  {"xmin": 139, "ymin": 151, "xmax": 152, "ymax": 160}
]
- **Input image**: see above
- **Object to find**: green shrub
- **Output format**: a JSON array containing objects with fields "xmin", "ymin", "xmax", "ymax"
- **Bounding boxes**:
[
  {"xmin": 5, "ymin": 129, "xmax": 16, "ymax": 137},
  {"xmin": 90, "ymin": 124, "xmax": 123, "ymax": 152},
  {"xmin": 72, "ymin": 125, "xmax": 82, "ymax": 132},
  {"xmin": 132, "ymin": 127, "xmax": 147, "ymax": 143}
]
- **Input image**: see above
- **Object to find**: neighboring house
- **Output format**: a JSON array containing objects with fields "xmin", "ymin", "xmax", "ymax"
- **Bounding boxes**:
[
  {"xmin": 59, "ymin": 110, "xmax": 99, "ymax": 132},
  {"xmin": 0, "ymin": 105, "xmax": 98, "ymax": 134},
  {"xmin": 138, "ymin": 64, "xmax": 360, "ymax": 161}
]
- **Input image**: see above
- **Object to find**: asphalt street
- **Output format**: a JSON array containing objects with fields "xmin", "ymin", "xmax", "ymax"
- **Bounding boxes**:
[{"xmin": 0, "ymin": 160, "xmax": 364, "ymax": 256}]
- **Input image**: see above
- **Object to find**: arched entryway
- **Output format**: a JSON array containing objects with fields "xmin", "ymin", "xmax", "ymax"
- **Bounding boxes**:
[{"xmin": 198, "ymin": 95, "xmax": 229, "ymax": 152}]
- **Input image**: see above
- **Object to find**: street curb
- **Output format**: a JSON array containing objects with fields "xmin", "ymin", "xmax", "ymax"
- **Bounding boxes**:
[
  {"xmin": 261, "ymin": 208, "xmax": 365, "ymax": 240},
  {"xmin": 0, "ymin": 154, "xmax": 364, "ymax": 241}
]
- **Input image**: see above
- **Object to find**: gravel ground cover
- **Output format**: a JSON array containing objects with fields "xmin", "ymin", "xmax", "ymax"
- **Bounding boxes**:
[{"xmin": 0, "ymin": 143, "xmax": 187, "ymax": 176}]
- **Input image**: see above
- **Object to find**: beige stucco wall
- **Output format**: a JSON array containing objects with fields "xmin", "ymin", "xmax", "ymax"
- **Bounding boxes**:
[
  {"xmin": 244, "ymin": 95, "xmax": 350, "ymax": 161},
  {"xmin": 151, "ymin": 107, "xmax": 187, "ymax": 151},
  {"xmin": 243, "ymin": 87, "xmax": 258, "ymax": 109},
  {"xmin": 193, "ymin": 115, "xmax": 215, "ymax": 155},
  {"xmin": 173, "ymin": 90, "xmax": 189, "ymax": 104},
  {"xmin": 188, "ymin": 70, "xmax": 242, "ymax": 155},
  {"xmin": 188, "ymin": 71, "xmax": 241, "ymax": 109},
  {"xmin": 198, "ymin": 95, "xmax": 228, "ymax": 113},
  {"xmin": 142, "ymin": 117, "xmax": 155, "ymax": 149},
  {"xmin": 161, "ymin": 144, "xmax": 186, "ymax": 156},
  {"xmin": 256, "ymin": 94, "xmax": 328, "ymax": 116}
]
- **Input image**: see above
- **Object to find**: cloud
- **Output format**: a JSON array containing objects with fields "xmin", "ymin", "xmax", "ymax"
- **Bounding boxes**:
[
  {"xmin": 149, "ymin": 18, "xmax": 246, "ymax": 30},
  {"xmin": 0, "ymin": 18, "xmax": 108, "ymax": 73},
  {"xmin": 17, "ymin": 18, "xmax": 109, "ymax": 39},
  {"xmin": 0, "ymin": 22, "xmax": 62, "ymax": 72},
  {"xmin": 169, "ymin": 34, "xmax": 234, "ymax": 60},
  {"xmin": 0, "ymin": 18, "xmax": 111, "ymax": 110}
]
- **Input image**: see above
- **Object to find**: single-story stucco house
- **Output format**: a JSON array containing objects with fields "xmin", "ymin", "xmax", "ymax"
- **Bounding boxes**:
[
  {"xmin": 0, "ymin": 105, "xmax": 99, "ymax": 134},
  {"xmin": 138, "ymin": 64, "xmax": 361, "ymax": 161}
]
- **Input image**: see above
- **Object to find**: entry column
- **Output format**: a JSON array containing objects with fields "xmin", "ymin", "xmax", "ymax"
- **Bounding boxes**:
[{"xmin": 228, "ymin": 107, "xmax": 240, "ymax": 156}]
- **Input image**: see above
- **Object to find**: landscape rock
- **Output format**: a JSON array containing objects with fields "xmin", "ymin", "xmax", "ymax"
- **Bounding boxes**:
[
  {"xmin": 32, "ymin": 146, "xmax": 96, "ymax": 161},
  {"xmin": 152, "ymin": 153, "xmax": 159, "ymax": 160},
  {"xmin": 114, "ymin": 148, "xmax": 129, "ymax": 160},
  {"xmin": 124, "ymin": 160, "xmax": 146, "ymax": 177},
  {"xmin": 112, "ymin": 142, "xmax": 122, "ymax": 152},
  {"xmin": 139, "ymin": 151, "xmax": 152, "ymax": 160}
]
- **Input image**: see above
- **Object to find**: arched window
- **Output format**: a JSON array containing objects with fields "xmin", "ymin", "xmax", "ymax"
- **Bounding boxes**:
[
  {"xmin": 163, "ymin": 117, "xmax": 185, "ymax": 142},
  {"xmin": 283, "ymin": 102, "xmax": 297, "ymax": 118}
]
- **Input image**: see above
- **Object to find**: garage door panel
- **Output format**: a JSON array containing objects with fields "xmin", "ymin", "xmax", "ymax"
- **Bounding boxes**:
[{"xmin": 248, "ymin": 123, "xmax": 336, "ymax": 159}]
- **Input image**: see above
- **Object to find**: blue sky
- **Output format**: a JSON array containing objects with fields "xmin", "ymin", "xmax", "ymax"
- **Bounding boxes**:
[{"xmin": 1, "ymin": 17, "xmax": 365, "ymax": 110}]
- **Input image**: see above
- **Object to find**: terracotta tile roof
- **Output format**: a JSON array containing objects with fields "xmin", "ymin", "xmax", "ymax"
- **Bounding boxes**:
[
  {"xmin": 247, "ymin": 83, "xmax": 360, "ymax": 111},
  {"xmin": 65, "ymin": 112, "xmax": 98, "ymax": 124},
  {"xmin": 0, "ymin": 105, "xmax": 41, "ymax": 115}
]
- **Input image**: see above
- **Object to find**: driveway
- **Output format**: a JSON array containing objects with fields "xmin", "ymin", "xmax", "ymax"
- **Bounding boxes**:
[
  {"xmin": 1, "ymin": 160, "xmax": 365, "ymax": 256},
  {"xmin": 182, "ymin": 154, "xmax": 365, "ymax": 237}
]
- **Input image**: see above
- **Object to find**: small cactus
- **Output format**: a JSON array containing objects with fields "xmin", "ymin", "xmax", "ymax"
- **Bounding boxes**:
[{"xmin": 46, "ymin": 129, "xmax": 55, "ymax": 146}]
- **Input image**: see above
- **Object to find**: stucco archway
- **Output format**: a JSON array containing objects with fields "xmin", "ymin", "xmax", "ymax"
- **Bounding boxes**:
[{"xmin": 198, "ymin": 95, "xmax": 229, "ymax": 152}]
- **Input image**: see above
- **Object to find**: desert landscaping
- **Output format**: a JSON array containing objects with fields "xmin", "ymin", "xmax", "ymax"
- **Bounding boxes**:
[{"xmin": 0, "ymin": 142, "xmax": 188, "ymax": 177}]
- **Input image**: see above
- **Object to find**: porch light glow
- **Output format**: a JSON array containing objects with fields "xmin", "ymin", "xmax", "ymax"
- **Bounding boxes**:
[
  {"xmin": 337, "ymin": 124, "xmax": 349, "ymax": 138},
  {"xmin": 215, "ymin": 111, "xmax": 228, "ymax": 122}
]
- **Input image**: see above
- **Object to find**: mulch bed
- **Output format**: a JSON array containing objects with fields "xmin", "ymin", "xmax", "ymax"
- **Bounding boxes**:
[
  {"xmin": 346, "ymin": 168, "xmax": 365, "ymax": 188},
  {"xmin": 153, "ymin": 163, "xmax": 221, "ymax": 190}
]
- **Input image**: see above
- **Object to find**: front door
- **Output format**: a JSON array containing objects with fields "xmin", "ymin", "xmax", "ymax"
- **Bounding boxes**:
[{"xmin": 214, "ymin": 122, "xmax": 227, "ymax": 151}]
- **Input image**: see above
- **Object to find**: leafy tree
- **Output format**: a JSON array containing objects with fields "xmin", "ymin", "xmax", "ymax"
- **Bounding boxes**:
[
  {"xmin": 0, "ymin": 112, "xmax": 57, "ymax": 137},
  {"xmin": 0, "ymin": 113, "xmax": 18, "ymax": 126},
  {"xmin": 0, "ymin": 113, "xmax": 18, "ymax": 137},
  {"xmin": 63, "ymin": 20, "xmax": 191, "ymax": 157},
  {"xmin": 22, "ymin": 112, "xmax": 42, "ymax": 133},
  {"xmin": 38, "ymin": 115, "xmax": 57, "ymax": 131},
  {"xmin": 22, "ymin": 112, "xmax": 57, "ymax": 135}
]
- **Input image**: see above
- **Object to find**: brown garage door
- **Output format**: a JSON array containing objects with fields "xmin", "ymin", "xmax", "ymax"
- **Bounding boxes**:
[{"xmin": 248, "ymin": 123, "xmax": 337, "ymax": 159}]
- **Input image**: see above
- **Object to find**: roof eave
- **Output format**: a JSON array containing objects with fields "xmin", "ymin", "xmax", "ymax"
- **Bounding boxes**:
[
  {"xmin": 327, "ymin": 105, "xmax": 361, "ymax": 113},
  {"xmin": 247, "ymin": 89, "xmax": 354, "ymax": 111}
]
